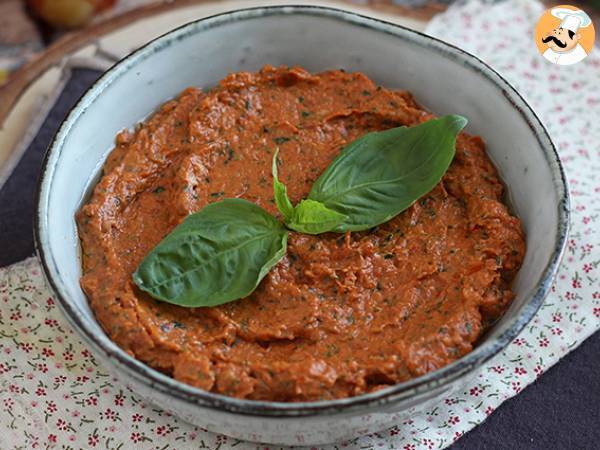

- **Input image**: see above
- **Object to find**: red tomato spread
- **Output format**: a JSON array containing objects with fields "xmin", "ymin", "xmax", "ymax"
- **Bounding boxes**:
[{"xmin": 77, "ymin": 66, "xmax": 525, "ymax": 401}]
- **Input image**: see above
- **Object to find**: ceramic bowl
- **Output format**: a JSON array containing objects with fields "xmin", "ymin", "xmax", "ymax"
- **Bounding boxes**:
[{"xmin": 35, "ymin": 6, "xmax": 569, "ymax": 446}]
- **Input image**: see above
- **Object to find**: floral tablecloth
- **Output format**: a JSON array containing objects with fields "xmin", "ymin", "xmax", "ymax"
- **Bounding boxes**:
[{"xmin": 1, "ymin": 0, "xmax": 599, "ymax": 448}]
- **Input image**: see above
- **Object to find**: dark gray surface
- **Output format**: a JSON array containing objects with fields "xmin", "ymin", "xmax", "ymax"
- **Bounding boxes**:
[
  {"xmin": 0, "ymin": 68, "xmax": 597, "ymax": 449},
  {"xmin": 0, "ymin": 68, "xmax": 101, "ymax": 266}
]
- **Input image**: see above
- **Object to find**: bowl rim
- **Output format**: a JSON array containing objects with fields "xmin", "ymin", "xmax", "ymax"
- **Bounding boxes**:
[{"xmin": 35, "ymin": 4, "xmax": 570, "ymax": 417}]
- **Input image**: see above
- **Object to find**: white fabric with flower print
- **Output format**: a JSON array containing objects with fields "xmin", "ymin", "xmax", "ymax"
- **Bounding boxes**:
[{"xmin": 0, "ymin": 0, "xmax": 599, "ymax": 449}]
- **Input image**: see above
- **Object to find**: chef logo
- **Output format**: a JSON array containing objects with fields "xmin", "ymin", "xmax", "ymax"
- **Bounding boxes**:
[{"xmin": 535, "ymin": 5, "xmax": 595, "ymax": 65}]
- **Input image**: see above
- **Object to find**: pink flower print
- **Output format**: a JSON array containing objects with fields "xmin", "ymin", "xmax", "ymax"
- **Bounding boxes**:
[
  {"xmin": 512, "ymin": 381, "xmax": 521, "ymax": 393},
  {"xmin": 102, "ymin": 408, "xmax": 117, "ymax": 421},
  {"xmin": 10, "ymin": 311, "xmax": 22, "ymax": 321},
  {"xmin": 0, "ymin": 363, "xmax": 9, "ymax": 374},
  {"xmin": 41, "ymin": 347, "xmax": 54, "ymax": 358},
  {"xmin": 188, "ymin": 431, "xmax": 197, "ymax": 440},
  {"xmin": 26, "ymin": 373, "xmax": 34, "ymax": 380},
  {"xmin": 47, "ymin": 434, "xmax": 57, "ymax": 444},
  {"xmin": 469, "ymin": 386, "xmax": 483, "ymax": 396},
  {"xmin": 132, "ymin": 413, "xmax": 143, "ymax": 422},
  {"xmin": 9, "ymin": 384, "xmax": 20, "ymax": 393},
  {"xmin": 389, "ymin": 426, "xmax": 400, "ymax": 436},
  {"xmin": 20, "ymin": 342, "xmax": 33, "ymax": 353},
  {"xmin": 513, "ymin": 338, "xmax": 526, "ymax": 346},
  {"xmin": 403, "ymin": 445, "xmax": 416, "ymax": 450},
  {"xmin": 81, "ymin": 349, "xmax": 91, "ymax": 358},
  {"xmin": 514, "ymin": 367, "xmax": 527, "ymax": 375},
  {"xmin": 593, "ymin": 308, "xmax": 600, "ymax": 318},
  {"xmin": 444, "ymin": 397, "xmax": 458, "ymax": 405},
  {"xmin": 86, "ymin": 396, "xmax": 98, "ymax": 406},
  {"xmin": 551, "ymin": 327, "xmax": 563, "ymax": 336},
  {"xmin": 68, "ymin": 435, "xmax": 76, "ymax": 442},
  {"xmin": 56, "ymin": 418, "xmax": 69, "ymax": 431},
  {"xmin": 108, "ymin": 425, "xmax": 117, "ymax": 433},
  {"xmin": 156, "ymin": 425, "xmax": 170, "ymax": 436},
  {"xmin": 35, "ymin": 387, "xmax": 46, "ymax": 397},
  {"xmin": 130, "ymin": 432, "xmax": 143, "ymax": 443},
  {"xmin": 46, "ymin": 401, "xmax": 57, "ymax": 413},
  {"xmin": 3, "ymin": 398, "xmax": 14, "ymax": 410},
  {"xmin": 565, "ymin": 291, "xmax": 575, "ymax": 300},
  {"xmin": 593, "ymin": 292, "xmax": 600, "ymax": 300},
  {"xmin": 491, "ymin": 365, "xmax": 504, "ymax": 374},
  {"xmin": 454, "ymin": 431, "xmax": 464, "ymax": 441},
  {"xmin": 485, "ymin": 406, "xmax": 495, "ymax": 416},
  {"xmin": 37, "ymin": 363, "xmax": 48, "ymax": 373},
  {"xmin": 114, "ymin": 393, "xmax": 125, "ymax": 407},
  {"xmin": 88, "ymin": 434, "xmax": 99, "ymax": 447},
  {"xmin": 552, "ymin": 313, "xmax": 562, "ymax": 323},
  {"xmin": 47, "ymin": 298, "xmax": 54, "ymax": 307},
  {"xmin": 62, "ymin": 350, "xmax": 74, "ymax": 361},
  {"xmin": 71, "ymin": 410, "xmax": 80, "ymax": 418},
  {"xmin": 538, "ymin": 337, "xmax": 550, "ymax": 348},
  {"xmin": 55, "ymin": 336, "xmax": 63, "ymax": 344},
  {"xmin": 422, "ymin": 438, "xmax": 435, "ymax": 449},
  {"xmin": 448, "ymin": 416, "xmax": 460, "ymax": 425},
  {"xmin": 44, "ymin": 318, "xmax": 58, "ymax": 327}
]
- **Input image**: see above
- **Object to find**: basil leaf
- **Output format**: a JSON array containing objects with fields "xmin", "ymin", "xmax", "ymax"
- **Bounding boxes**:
[
  {"xmin": 132, "ymin": 198, "xmax": 288, "ymax": 307},
  {"xmin": 287, "ymin": 199, "xmax": 348, "ymax": 235},
  {"xmin": 272, "ymin": 148, "xmax": 294, "ymax": 222},
  {"xmin": 309, "ymin": 115, "xmax": 467, "ymax": 231}
]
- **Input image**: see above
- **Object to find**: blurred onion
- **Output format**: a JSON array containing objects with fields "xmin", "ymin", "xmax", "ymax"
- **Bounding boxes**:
[{"xmin": 27, "ymin": 0, "xmax": 117, "ymax": 29}]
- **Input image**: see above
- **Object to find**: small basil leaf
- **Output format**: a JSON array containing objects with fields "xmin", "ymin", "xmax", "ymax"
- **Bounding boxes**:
[
  {"xmin": 309, "ymin": 115, "xmax": 467, "ymax": 231},
  {"xmin": 132, "ymin": 198, "xmax": 288, "ymax": 307},
  {"xmin": 287, "ymin": 199, "xmax": 348, "ymax": 235},
  {"xmin": 272, "ymin": 149, "xmax": 295, "ymax": 222}
]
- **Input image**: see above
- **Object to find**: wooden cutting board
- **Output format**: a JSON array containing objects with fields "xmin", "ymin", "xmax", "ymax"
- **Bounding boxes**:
[{"xmin": 0, "ymin": 0, "xmax": 437, "ymax": 189}]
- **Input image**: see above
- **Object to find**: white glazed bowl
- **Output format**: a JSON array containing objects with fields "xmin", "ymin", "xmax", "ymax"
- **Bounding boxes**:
[{"xmin": 35, "ymin": 6, "xmax": 569, "ymax": 446}]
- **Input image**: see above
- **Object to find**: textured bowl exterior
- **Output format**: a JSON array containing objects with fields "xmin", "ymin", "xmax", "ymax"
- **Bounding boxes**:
[{"xmin": 35, "ymin": 6, "xmax": 569, "ymax": 445}]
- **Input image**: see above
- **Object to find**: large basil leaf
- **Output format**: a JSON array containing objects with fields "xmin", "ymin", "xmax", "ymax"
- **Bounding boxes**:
[
  {"xmin": 308, "ymin": 115, "xmax": 467, "ymax": 231},
  {"xmin": 287, "ymin": 199, "xmax": 347, "ymax": 235},
  {"xmin": 132, "ymin": 198, "xmax": 288, "ymax": 307}
]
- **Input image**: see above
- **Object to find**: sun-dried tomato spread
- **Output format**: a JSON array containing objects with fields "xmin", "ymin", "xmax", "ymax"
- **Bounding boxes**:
[{"xmin": 77, "ymin": 66, "xmax": 525, "ymax": 401}]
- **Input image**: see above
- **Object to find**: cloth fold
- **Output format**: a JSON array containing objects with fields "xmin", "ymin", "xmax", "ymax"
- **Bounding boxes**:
[{"xmin": 0, "ymin": 1, "xmax": 598, "ymax": 448}]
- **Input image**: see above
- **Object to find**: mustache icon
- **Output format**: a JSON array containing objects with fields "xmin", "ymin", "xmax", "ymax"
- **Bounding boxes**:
[{"xmin": 542, "ymin": 35, "xmax": 567, "ymax": 48}]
